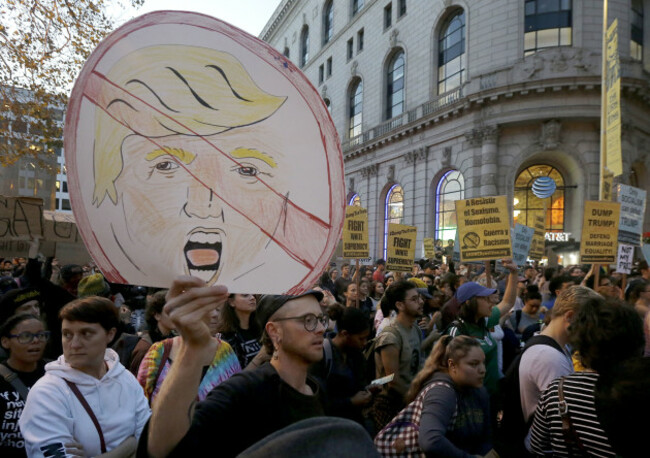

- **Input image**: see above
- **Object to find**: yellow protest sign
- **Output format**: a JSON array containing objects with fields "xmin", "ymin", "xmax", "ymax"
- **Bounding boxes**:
[
  {"xmin": 605, "ymin": 19, "xmax": 622, "ymax": 176},
  {"xmin": 580, "ymin": 201, "xmax": 621, "ymax": 263},
  {"xmin": 601, "ymin": 169, "xmax": 614, "ymax": 201},
  {"xmin": 423, "ymin": 238, "xmax": 435, "ymax": 259},
  {"xmin": 342, "ymin": 206, "xmax": 369, "ymax": 259},
  {"xmin": 529, "ymin": 209, "xmax": 546, "ymax": 260},
  {"xmin": 455, "ymin": 196, "xmax": 512, "ymax": 261},
  {"xmin": 386, "ymin": 223, "xmax": 417, "ymax": 272}
]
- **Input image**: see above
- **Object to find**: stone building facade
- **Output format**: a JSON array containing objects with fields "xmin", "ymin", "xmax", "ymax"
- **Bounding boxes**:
[{"xmin": 261, "ymin": 0, "xmax": 650, "ymax": 264}]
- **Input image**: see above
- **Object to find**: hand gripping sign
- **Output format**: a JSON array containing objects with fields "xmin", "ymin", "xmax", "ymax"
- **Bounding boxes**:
[{"xmin": 64, "ymin": 11, "xmax": 345, "ymax": 294}]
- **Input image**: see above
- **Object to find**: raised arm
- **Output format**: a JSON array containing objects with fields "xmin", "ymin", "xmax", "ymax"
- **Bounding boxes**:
[
  {"xmin": 496, "ymin": 259, "xmax": 519, "ymax": 316},
  {"xmin": 146, "ymin": 276, "xmax": 228, "ymax": 458}
]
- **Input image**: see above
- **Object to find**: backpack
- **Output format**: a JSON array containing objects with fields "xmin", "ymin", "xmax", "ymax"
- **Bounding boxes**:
[
  {"xmin": 363, "ymin": 325, "xmax": 402, "ymax": 384},
  {"xmin": 374, "ymin": 380, "xmax": 456, "ymax": 457},
  {"xmin": 495, "ymin": 334, "xmax": 565, "ymax": 457}
]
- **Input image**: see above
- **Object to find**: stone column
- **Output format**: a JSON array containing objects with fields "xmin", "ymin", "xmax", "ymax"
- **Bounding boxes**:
[
  {"xmin": 480, "ymin": 125, "xmax": 499, "ymax": 196},
  {"xmin": 463, "ymin": 129, "xmax": 483, "ymax": 198},
  {"xmin": 360, "ymin": 163, "xmax": 379, "ymax": 258}
]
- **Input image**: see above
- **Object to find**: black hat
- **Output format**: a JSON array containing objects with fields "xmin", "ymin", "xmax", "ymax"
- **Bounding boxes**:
[{"xmin": 256, "ymin": 291, "xmax": 324, "ymax": 329}]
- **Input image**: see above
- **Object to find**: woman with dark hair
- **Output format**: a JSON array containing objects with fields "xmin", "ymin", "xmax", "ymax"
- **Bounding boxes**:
[
  {"xmin": 445, "ymin": 259, "xmax": 519, "ymax": 398},
  {"xmin": 0, "ymin": 314, "xmax": 48, "ymax": 457},
  {"xmin": 20, "ymin": 297, "xmax": 150, "ymax": 457},
  {"xmin": 529, "ymin": 298, "xmax": 645, "ymax": 457},
  {"xmin": 217, "ymin": 294, "xmax": 262, "ymax": 369},
  {"xmin": 318, "ymin": 269, "xmax": 337, "ymax": 297},
  {"xmin": 403, "ymin": 335, "xmax": 493, "ymax": 457},
  {"xmin": 309, "ymin": 306, "xmax": 372, "ymax": 426}
]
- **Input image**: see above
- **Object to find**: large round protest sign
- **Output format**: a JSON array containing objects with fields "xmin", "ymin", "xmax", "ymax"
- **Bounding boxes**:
[{"xmin": 64, "ymin": 11, "xmax": 345, "ymax": 294}]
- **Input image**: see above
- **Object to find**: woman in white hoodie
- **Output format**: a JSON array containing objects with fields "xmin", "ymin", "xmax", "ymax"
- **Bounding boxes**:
[{"xmin": 19, "ymin": 296, "xmax": 150, "ymax": 457}]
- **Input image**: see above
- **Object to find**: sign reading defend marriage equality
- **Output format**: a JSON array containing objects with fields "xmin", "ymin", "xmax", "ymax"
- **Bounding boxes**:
[
  {"xmin": 580, "ymin": 201, "xmax": 621, "ymax": 263},
  {"xmin": 64, "ymin": 11, "xmax": 345, "ymax": 294},
  {"xmin": 342, "ymin": 206, "xmax": 369, "ymax": 259},
  {"xmin": 455, "ymin": 196, "xmax": 512, "ymax": 262},
  {"xmin": 386, "ymin": 223, "xmax": 417, "ymax": 272}
]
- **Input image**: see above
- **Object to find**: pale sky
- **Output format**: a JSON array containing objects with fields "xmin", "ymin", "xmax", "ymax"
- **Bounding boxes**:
[{"xmin": 114, "ymin": 0, "xmax": 283, "ymax": 36}]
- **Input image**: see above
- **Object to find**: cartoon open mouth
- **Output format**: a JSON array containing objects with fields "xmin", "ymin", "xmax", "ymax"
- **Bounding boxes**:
[{"xmin": 184, "ymin": 229, "xmax": 224, "ymax": 283}]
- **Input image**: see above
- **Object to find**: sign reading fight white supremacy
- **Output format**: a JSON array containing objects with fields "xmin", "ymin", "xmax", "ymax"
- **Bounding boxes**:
[
  {"xmin": 386, "ymin": 223, "xmax": 417, "ymax": 272},
  {"xmin": 342, "ymin": 206, "xmax": 369, "ymax": 259},
  {"xmin": 580, "ymin": 201, "xmax": 621, "ymax": 263},
  {"xmin": 616, "ymin": 184, "xmax": 646, "ymax": 246},
  {"xmin": 455, "ymin": 196, "xmax": 511, "ymax": 261}
]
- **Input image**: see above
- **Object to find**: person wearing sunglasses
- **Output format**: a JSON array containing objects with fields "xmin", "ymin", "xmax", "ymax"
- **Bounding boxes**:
[
  {"xmin": 142, "ymin": 278, "xmax": 337, "ymax": 457},
  {"xmin": 0, "ymin": 313, "xmax": 49, "ymax": 458}
]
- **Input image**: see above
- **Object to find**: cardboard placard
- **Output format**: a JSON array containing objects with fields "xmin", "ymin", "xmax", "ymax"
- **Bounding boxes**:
[
  {"xmin": 43, "ymin": 211, "xmax": 82, "ymax": 243},
  {"xmin": 342, "ymin": 206, "xmax": 369, "ymax": 259},
  {"xmin": 617, "ymin": 184, "xmax": 646, "ymax": 246},
  {"xmin": 580, "ymin": 201, "xmax": 621, "ymax": 263},
  {"xmin": 616, "ymin": 244, "xmax": 633, "ymax": 274},
  {"xmin": 455, "ymin": 196, "xmax": 512, "ymax": 262},
  {"xmin": 423, "ymin": 238, "xmax": 435, "ymax": 259},
  {"xmin": 0, "ymin": 196, "xmax": 44, "ymax": 240},
  {"xmin": 386, "ymin": 223, "xmax": 417, "ymax": 272},
  {"xmin": 512, "ymin": 224, "xmax": 535, "ymax": 268}
]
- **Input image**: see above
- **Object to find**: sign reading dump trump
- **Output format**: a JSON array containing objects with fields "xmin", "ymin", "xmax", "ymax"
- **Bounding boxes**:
[
  {"xmin": 64, "ymin": 12, "xmax": 345, "ymax": 294},
  {"xmin": 580, "ymin": 201, "xmax": 621, "ymax": 263},
  {"xmin": 386, "ymin": 224, "xmax": 417, "ymax": 272},
  {"xmin": 342, "ymin": 206, "xmax": 369, "ymax": 259},
  {"xmin": 455, "ymin": 196, "xmax": 511, "ymax": 261}
]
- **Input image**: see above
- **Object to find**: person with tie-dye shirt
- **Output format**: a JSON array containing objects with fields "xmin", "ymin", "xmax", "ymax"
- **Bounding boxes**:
[{"xmin": 137, "ymin": 304, "xmax": 240, "ymax": 404}]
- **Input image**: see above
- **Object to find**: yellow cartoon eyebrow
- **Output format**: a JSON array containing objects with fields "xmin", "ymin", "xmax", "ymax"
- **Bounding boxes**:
[
  {"xmin": 145, "ymin": 148, "xmax": 196, "ymax": 164},
  {"xmin": 229, "ymin": 148, "xmax": 277, "ymax": 168}
]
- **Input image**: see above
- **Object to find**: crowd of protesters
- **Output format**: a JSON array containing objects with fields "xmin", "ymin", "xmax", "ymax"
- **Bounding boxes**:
[{"xmin": 1, "ymin": 237, "xmax": 650, "ymax": 457}]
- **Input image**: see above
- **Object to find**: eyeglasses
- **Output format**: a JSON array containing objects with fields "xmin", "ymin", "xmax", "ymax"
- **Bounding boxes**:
[
  {"xmin": 272, "ymin": 313, "xmax": 329, "ymax": 332},
  {"xmin": 7, "ymin": 331, "xmax": 50, "ymax": 344}
]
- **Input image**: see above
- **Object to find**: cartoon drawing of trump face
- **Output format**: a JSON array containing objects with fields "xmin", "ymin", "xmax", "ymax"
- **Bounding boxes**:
[{"xmin": 65, "ymin": 13, "xmax": 344, "ymax": 293}]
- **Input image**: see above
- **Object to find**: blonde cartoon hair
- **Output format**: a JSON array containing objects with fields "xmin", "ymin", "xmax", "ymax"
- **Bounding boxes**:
[{"xmin": 93, "ymin": 45, "xmax": 286, "ymax": 206}]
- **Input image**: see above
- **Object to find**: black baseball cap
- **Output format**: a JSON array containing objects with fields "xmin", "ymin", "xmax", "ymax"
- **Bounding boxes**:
[{"xmin": 256, "ymin": 290, "xmax": 324, "ymax": 329}]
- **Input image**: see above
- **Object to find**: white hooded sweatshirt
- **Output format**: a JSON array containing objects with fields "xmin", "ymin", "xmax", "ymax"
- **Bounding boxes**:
[{"xmin": 19, "ymin": 349, "xmax": 150, "ymax": 457}]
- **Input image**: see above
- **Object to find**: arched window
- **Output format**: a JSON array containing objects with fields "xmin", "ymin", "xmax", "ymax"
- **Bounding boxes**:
[
  {"xmin": 632, "ymin": 0, "xmax": 644, "ymax": 61},
  {"xmin": 348, "ymin": 79, "xmax": 363, "ymax": 139},
  {"xmin": 349, "ymin": 194, "xmax": 361, "ymax": 206},
  {"xmin": 383, "ymin": 184, "xmax": 404, "ymax": 258},
  {"xmin": 438, "ymin": 10, "xmax": 466, "ymax": 94},
  {"xmin": 386, "ymin": 51, "xmax": 405, "ymax": 119},
  {"xmin": 514, "ymin": 165, "xmax": 565, "ymax": 232},
  {"xmin": 524, "ymin": 0, "xmax": 572, "ymax": 56},
  {"xmin": 323, "ymin": 1, "xmax": 334, "ymax": 45},
  {"xmin": 300, "ymin": 26, "xmax": 310, "ymax": 67},
  {"xmin": 435, "ymin": 170, "xmax": 464, "ymax": 242},
  {"xmin": 283, "ymin": 47, "xmax": 290, "ymax": 58}
]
